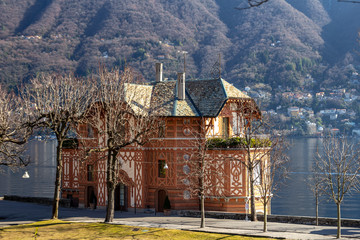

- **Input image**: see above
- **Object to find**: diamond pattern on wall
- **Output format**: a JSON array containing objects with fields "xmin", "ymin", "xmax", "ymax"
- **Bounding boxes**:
[
  {"xmin": 135, "ymin": 159, "xmax": 143, "ymax": 208},
  {"xmin": 97, "ymin": 153, "xmax": 106, "ymax": 206},
  {"xmin": 73, "ymin": 155, "xmax": 79, "ymax": 188}
]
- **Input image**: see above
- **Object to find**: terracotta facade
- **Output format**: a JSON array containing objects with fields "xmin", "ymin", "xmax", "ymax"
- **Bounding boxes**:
[{"xmin": 61, "ymin": 76, "xmax": 268, "ymax": 214}]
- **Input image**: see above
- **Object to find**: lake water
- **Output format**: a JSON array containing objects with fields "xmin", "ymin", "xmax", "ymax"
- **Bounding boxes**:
[
  {"xmin": 0, "ymin": 140, "xmax": 56, "ymax": 198},
  {"xmin": 272, "ymin": 137, "xmax": 360, "ymax": 219},
  {"xmin": 0, "ymin": 138, "xmax": 359, "ymax": 219}
]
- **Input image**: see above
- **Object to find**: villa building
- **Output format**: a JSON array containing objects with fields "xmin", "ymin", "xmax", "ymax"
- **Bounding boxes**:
[{"xmin": 61, "ymin": 63, "xmax": 267, "ymax": 214}]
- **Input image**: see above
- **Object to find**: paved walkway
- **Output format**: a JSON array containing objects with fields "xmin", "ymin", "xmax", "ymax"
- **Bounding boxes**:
[{"xmin": 1, "ymin": 200, "xmax": 360, "ymax": 239}]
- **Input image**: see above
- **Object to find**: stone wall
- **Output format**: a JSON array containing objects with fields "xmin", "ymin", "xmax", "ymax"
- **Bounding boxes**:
[
  {"xmin": 178, "ymin": 210, "xmax": 360, "ymax": 228},
  {"xmin": 3, "ymin": 195, "xmax": 360, "ymax": 228}
]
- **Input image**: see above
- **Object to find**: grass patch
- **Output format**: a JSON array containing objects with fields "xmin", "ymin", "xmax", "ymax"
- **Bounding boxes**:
[{"xmin": 0, "ymin": 220, "xmax": 274, "ymax": 240}]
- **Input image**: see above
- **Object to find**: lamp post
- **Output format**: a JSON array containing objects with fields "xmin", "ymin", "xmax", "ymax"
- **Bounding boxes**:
[{"xmin": 245, "ymin": 197, "xmax": 249, "ymax": 221}]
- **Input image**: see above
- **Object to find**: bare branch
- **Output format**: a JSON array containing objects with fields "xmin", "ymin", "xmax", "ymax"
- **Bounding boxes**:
[
  {"xmin": 0, "ymin": 86, "xmax": 31, "ymax": 171},
  {"xmin": 235, "ymin": 0, "xmax": 270, "ymax": 10},
  {"xmin": 314, "ymin": 134, "xmax": 360, "ymax": 238},
  {"xmin": 226, "ymin": 100, "xmax": 288, "ymax": 230},
  {"xmin": 21, "ymin": 72, "xmax": 96, "ymax": 219},
  {"xmin": 84, "ymin": 67, "xmax": 162, "ymax": 223}
]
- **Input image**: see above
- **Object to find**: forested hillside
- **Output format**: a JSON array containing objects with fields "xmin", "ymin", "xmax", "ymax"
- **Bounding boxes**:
[{"xmin": 0, "ymin": 0, "xmax": 359, "ymax": 92}]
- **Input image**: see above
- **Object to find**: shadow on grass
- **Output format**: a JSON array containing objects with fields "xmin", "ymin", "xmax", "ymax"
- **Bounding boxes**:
[
  {"xmin": 87, "ymin": 223, "xmax": 165, "ymax": 237},
  {"xmin": 7, "ymin": 220, "xmax": 73, "ymax": 230}
]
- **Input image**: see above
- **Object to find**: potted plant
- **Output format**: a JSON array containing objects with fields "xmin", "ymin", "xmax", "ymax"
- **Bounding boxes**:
[{"xmin": 163, "ymin": 195, "xmax": 171, "ymax": 216}]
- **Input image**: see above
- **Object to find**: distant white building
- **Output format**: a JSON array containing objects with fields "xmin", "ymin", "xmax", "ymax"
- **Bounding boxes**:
[
  {"xmin": 330, "ymin": 114, "xmax": 338, "ymax": 120},
  {"xmin": 320, "ymin": 109, "xmax": 337, "ymax": 115},
  {"xmin": 336, "ymin": 109, "xmax": 346, "ymax": 115},
  {"xmin": 288, "ymin": 107, "xmax": 300, "ymax": 117}
]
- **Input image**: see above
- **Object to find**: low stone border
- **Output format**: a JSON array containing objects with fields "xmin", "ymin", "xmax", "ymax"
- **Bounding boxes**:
[
  {"xmin": 3, "ymin": 195, "xmax": 71, "ymax": 208},
  {"xmin": 178, "ymin": 210, "xmax": 360, "ymax": 228},
  {"xmin": 2, "ymin": 196, "xmax": 360, "ymax": 228}
]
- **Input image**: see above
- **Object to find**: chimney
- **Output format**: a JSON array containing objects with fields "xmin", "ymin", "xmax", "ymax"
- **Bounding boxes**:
[
  {"xmin": 177, "ymin": 72, "xmax": 185, "ymax": 100},
  {"xmin": 155, "ymin": 63, "xmax": 163, "ymax": 82}
]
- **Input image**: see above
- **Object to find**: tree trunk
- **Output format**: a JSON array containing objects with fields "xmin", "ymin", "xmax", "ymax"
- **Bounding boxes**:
[
  {"xmin": 249, "ymin": 167, "xmax": 257, "ymax": 221},
  {"xmin": 315, "ymin": 195, "xmax": 319, "ymax": 226},
  {"xmin": 199, "ymin": 147, "xmax": 206, "ymax": 229},
  {"xmin": 105, "ymin": 181, "xmax": 115, "ymax": 222},
  {"xmin": 105, "ymin": 150, "xmax": 117, "ymax": 223},
  {"xmin": 52, "ymin": 140, "xmax": 63, "ymax": 219},
  {"xmin": 263, "ymin": 200, "xmax": 267, "ymax": 232},
  {"xmin": 336, "ymin": 202, "xmax": 341, "ymax": 239},
  {"xmin": 200, "ymin": 191, "xmax": 205, "ymax": 228}
]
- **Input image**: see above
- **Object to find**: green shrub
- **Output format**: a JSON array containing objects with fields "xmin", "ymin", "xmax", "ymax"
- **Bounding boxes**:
[
  {"xmin": 206, "ymin": 138, "xmax": 227, "ymax": 148},
  {"xmin": 206, "ymin": 137, "xmax": 271, "ymax": 149}
]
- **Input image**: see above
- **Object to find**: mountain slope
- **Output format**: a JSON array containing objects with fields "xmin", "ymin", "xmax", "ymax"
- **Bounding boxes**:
[{"xmin": 0, "ymin": 0, "xmax": 359, "ymax": 91}]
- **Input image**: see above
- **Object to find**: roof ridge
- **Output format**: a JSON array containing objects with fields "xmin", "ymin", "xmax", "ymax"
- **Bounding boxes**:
[
  {"xmin": 184, "ymin": 89, "xmax": 202, "ymax": 116},
  {"xmin": 219, "ymin": 78, "xmax": 228, "ymax": 99}
]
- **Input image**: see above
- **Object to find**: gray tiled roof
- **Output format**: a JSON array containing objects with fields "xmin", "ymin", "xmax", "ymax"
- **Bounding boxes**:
[
  {"xmin": 124, "ymin": 83, "xmax": 153, "ymax": 114},
  {"xmin": 186, "ymin": 79, "xmax": 226, "ymax": 117},
  {"xmin": 150, "ymin": 81, "xmax": 177, "ymax": 116},
  {"xmin": 128, "ymin": 78, "xmax": 253, "ymax": 117}
]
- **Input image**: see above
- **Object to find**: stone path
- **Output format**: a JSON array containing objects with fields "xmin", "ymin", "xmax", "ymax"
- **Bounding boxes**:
[{"xmin": 1, "ymin": 200, "xmax": 360, "ymax": 239}]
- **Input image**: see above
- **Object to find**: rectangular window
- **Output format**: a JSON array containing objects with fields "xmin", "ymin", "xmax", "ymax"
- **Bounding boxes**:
[
  {"xmin": 253, "ymin": 161, "xmax": 262, "ymax": 185},
  {"xmin": 222, "ymin": 117, "xmax": 229, "ymax": 138},
  {"xmin": 232, "ymin": 112, "xmax": 243, "ymax": 136},
  {"xmin": 158, "ymin": 160, "xmax": 166, "ymax": 178},
  {"xmin": 87, "ymin": 165, "xmax": 94, "ymax": 182}
]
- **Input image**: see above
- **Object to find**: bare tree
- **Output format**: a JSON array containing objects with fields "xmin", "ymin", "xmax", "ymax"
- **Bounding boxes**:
[
  {"xmin": 232, "ymin": 102, "xmax": 288, "ymax": 226},
  {"xmin": 314, "ymin": 135, "xmax": 360, "ymax": 239},
  {"xmin": 254, "ymin": 133, "xmax": 289, "ymax": 232},
  {"xmin": 182, "ymin": 117, "xmax": 227, "ymax": 228},
  {"xmin": 87, "ymin": 67, "xmax": 161, "ymax": 223},
  {"xmin": 0, "ymin": 86, "xmax": 31, "ymax": 170},
  {"xmin": 233, "ymin": 99, "xmax": 262, "ymax": 222},
  {"xmin": 22, "ymin": 73, "xmax": 95, "ymax": 219},
  {"xmin": 309, "ymin": 158, "xmax": 325, "ymax": 226}
]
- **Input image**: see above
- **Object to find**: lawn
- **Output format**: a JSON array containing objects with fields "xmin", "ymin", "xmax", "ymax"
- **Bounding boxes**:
[{"xmin": 0, "ymin": 220, "xmax": 274, "ymax": 240}]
